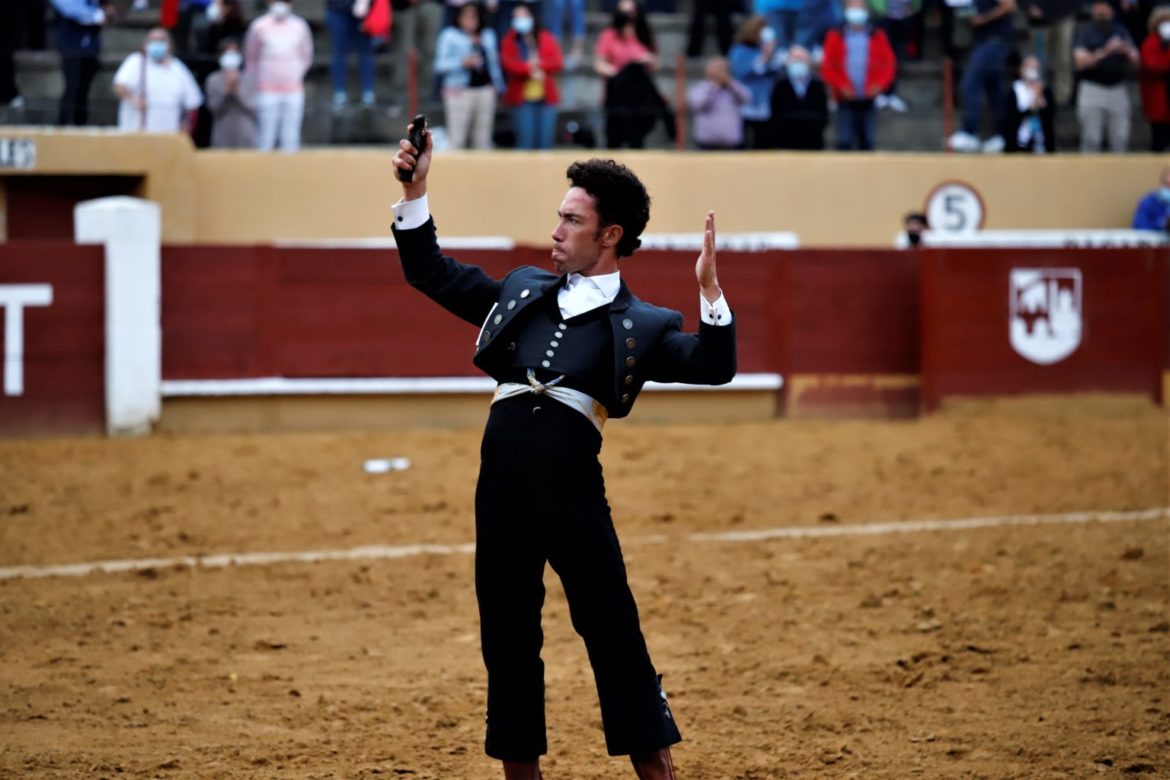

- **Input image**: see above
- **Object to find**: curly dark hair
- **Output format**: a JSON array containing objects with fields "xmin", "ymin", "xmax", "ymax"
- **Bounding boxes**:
[{"xmin": 566, "ymin": 159, "xmax": 651, "ymax": 259}]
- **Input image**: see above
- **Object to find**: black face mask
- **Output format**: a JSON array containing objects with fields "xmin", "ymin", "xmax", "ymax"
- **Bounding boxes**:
[
  {"xmin": 1093, "ymin": 17, "xmax": 1113, "ymax": 30},
  {"xmin": 907, "ymin": 231, "xmax": 922, "ymax": 247},
  {"xmin": 613, "ymin": 11, "xmax": 633, "ymax": 27}
]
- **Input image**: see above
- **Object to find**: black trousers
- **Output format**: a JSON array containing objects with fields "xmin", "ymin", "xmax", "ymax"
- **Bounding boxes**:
[
  {"xmin": 686, "ymin": 0, "xmax": 733, "ymax": 57},
  {"xmin": 58, "ymin": 53, "xmax": 98, "ymax": 126},
  {"xmin": 475, "ymin": 393, "xmax": 681, "ymax": 761}
]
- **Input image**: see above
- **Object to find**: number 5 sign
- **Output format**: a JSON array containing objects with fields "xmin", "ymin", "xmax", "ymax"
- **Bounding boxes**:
[{"xmin": 925, "ymin": 181, "xmax": 986, "ymax": 235}]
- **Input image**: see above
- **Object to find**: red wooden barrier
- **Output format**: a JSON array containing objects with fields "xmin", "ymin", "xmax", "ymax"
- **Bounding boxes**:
[
  {"xmin": 921, "ymin": 249, "xmax": 1167, "ymax": 412},
  {"xmin": 0, "ymin": 243, "xmax": 105, "ymax": 436}
]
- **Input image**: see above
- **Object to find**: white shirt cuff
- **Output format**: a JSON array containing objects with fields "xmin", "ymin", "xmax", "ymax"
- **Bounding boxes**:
[
  {"xmin": 392, "ymin": 194, "xmax": 431, "ymax": 231},
  {"xmin": 700, "ymin": 293, "xmax": 732, "ymax": 326}
]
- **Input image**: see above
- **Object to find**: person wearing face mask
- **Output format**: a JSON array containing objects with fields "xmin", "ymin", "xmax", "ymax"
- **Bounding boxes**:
[
  {"xmin": 204, "ymin": 38, "xmax": 258, "ymax": 147},
  {"xmin": 1139, "ymin": 6, "xmax": 1170, "ymax": 151},
  {"xmin": 1024, "ymin": 0, "xmax": 1079, "ymax": 106},
  {"xmin": 728, "ymin": 16, "xmax": 786, "ymax": 148},
  {"xmin": 1006, "ymin": 54, "xmax": 1055, "ymax": 152},
  {"xmin": 245, "ymin": 0, "xmax": 314, "ymax": 151},
  {"xmin": 946, "ymin": 0, "xmax": 1017, "ymax": 154},
  {"xmin": 767, "ymin": 44, "xmax": 829, "ymax": 149},
  {"xmin": 896, "ymin": 212, "xmax": 928, "ymax": 248},
  {"xmin": 113, "ymin": 28, "xmax": 204, "ymax": 132},
  {"xmin": 1073, "ymin": 0, "xmax": 1140, "ymax": 152},
  {"xmin": 821, "ymin": 0, "xmax": 897, "ymax": 150},
  {"xmin": 595, "ymin": 0, "xmax": 668, "ymax": 148},
  {"xmin": 501, "ymin": 5, "xmax": 565, "ymax": 149},
  {"xmin": 1131, "ymin": 166, "xmax": 1170, "ymax": 230}
]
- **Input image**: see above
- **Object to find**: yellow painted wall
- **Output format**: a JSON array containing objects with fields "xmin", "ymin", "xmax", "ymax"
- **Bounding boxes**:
[{"xmin": 1, "ymin": 128, "xmax": 1168, "ymax": 246}]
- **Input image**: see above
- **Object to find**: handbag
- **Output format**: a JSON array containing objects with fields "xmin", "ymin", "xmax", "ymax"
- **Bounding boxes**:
[{"xmin": 362, "ymin": 0, "xmax": 393, "ymax": 40}]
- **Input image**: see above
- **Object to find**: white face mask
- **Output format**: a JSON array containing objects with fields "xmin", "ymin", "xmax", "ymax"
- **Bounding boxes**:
[
  {"xmin": 1160, "ymin": 20, "xmax": 1170, "ymax": 40},
  {"xmin": 270, "ymin": 1, "xmax": 291, "ymax": 17},
  {"xmin": 219, "ymin": 50, "xmax": 243, "ymax": 70},
  {"xmin": 205, "ymin": 2, "xmax": 221, "ymax": 21},
  {"xmin": 1022, "ymin": 67, "xmax": 1040, "ymax": 81},
  {"xmin": 844, "ymin": 7, "xmax": 868, "ymax": 26}
]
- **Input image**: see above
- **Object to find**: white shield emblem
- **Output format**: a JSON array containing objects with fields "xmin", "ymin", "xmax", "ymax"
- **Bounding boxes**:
[{"xmin": 1009, "ymin": 268, "xmax": 1082, "ymax": 365}]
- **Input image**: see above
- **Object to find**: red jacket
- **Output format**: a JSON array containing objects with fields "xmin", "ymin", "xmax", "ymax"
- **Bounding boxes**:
[
  {"xmin": 1140, "ymin": 33, "xmax": 1170, "ymax": 123},
  {"xmin": 820, "ymin": 26, "xmax": 896, "ymax": 102},
  {"xmin": 500, "ymin": 29, "xmax": 564, "ymax": 107}
]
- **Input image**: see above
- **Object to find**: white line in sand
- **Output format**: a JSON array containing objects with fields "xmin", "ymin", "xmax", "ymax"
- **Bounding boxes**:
[{"xmin": 1, "ymin": 508, "xmax": 1166, "ymax": 581}]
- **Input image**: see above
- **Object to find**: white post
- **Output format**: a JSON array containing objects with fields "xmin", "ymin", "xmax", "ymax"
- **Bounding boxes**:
[{"xmin": 74, "ymin": 197, "xmax": 162, "ymax": 437}]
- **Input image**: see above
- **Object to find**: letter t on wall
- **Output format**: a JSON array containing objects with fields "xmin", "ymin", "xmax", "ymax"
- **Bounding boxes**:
[{"xmin": 0, "ymin": 284, "xmax": 53, "ymax": 396}]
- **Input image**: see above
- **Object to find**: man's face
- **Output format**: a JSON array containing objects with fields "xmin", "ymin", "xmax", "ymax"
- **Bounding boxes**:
[
  {"xmin": 550, "ymin": 187, "xmax": 616, "ymax": 276},
  {"xmin": 1091, "ymin": 2, "xmax": 1113, "ymax": 23}
]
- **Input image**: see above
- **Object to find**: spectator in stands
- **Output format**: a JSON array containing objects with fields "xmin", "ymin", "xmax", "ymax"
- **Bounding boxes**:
[
  {"xmin": 392, "ymin": 0, "xmax": 444, "ymax": 101},
  {"xmin": 1074, "ymin": 0, "xmax": 1140, "ymax": 152},
  {"xmin": 326, "ymin": 0, "xmax": 376, "ymax": 107},
  {"xmin": 1025, "ymin": 0, "xmax": 1078, "ymax": 106},
  {"xmin": 175, "ymin": 0, "xmax": 212, "ymax": 60},
  {"xmin": 595, "ymin": 0, "xmax": 665, "ymax": 148},
  {"xmin": 1140, "ymin": 6, "xmax": 1170, "ymax": 151},
  {"xmin": 687, "ymin": 55, "xmax": 751, "ymax": 148},
  {"xmin": 897, "ymin": 211, "xmax": 928, "ymax": 247},
  {"xmin": 768, "ymin": 44, "xmax": 829, "ymax": 148},
  {"xmin": 436, "ymin": 1, "xmax": 504, "ymax": 149},
  {"xmin": 544, "ymin": 0, "xmax": 586, "ymax": 67},
  {"xmin": 594, "ymin": 0, "xmax": 659, "ymax": 74},
  {"xmin": 495, "ymin": 0, "xmax": 542, "ymax": 48},
  {"xmin": 1006, "ymin": 54, "xmax": 1055, "ymax": 151},
  {"xmin": 1132, "ymin": 166, "xmax": 1170, "ymax": 229},
  {"xmin": 245, "ymin": 0, "xmax": 313, "ymax": 152},
  {"xmin": 729, "ymin": 16, "xmax": 785, "ymax": 148},
  {"xmin": 874, "ymin": 0, "xmax": 920, "ymax": 112},
  {"xmin": 50, "ymin": 0, "xmax": 108, "ymax": 126},
  {"xmin": 756, "ymin": 0, "xmax": 803, "ymax": 49},
  {"xmin": 501, "ymin": 3, "xmax": 564, "ymax": 148},
  {"xmin": 204, "ymin": 39, "xmax": 258, "ymax": 147},
  {"xmin": 113, "ymin": 28, "xmax": 204, "ymax": 132},
  {"xmin": 687, "ymin": 0, "xmax": 735, "ymax": 58},
  {"xmin": 205, "ymin": 0, "xmax": 249, "ymax": 57},
  {"xmin": 947, "ymin": 0, "xmax": 1017, "ymax": 153},
  {"xmin": 821, "ymin": 0, "xmax": 896, "ymax": 151}
]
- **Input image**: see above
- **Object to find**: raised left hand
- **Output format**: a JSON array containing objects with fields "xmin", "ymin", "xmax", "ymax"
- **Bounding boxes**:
[{"xmin": 696, "ymin": 210, "xmax": 721, "ymax": 303}]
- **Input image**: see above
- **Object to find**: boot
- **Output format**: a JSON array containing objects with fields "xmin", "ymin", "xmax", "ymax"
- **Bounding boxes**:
[
  {"xmin": 631, "ymin": 748, "xmax": 676, "ymax": 780},
  {"xmin": 503, "ymin": 760, "xmax": 542, "ymax": 780}
]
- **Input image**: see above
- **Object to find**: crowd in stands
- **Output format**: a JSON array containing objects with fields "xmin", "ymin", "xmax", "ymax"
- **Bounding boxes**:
[{"xmin": 3, "ymin": 0, "xmax": 1170, "ymax": 152}]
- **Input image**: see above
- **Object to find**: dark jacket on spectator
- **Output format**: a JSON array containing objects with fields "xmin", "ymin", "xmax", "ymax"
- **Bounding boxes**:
[
  {"xmin": 605, "ymin": 62, "xmax": 675, "ymax": 147},
  {"xmin": 1005, "ymin": 82, "xmax": 1056, "ymax": 152},
  {"xmin": 768, "ymin": 75, "xmax": 828, "ymax": 149}
]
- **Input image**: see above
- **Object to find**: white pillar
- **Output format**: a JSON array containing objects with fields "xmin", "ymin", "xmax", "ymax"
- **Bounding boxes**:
[{"xmin": 75, "ymin": 197, "xmax": 162, "ymax": 436}]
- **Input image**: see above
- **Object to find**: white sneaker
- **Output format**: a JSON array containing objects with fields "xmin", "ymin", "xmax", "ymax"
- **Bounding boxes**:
[
  {"xmin": 875, "ymin": 94, "xmax": 890, "ymax": 110},
  {"xmin": 948, "ymin": 131, "xmax": 980, "ymax": 152},
  {"xmin": 981, "ymin": 134, "xmax": 1005, "ymax": 153},
  {"xmin": 886, "ymin": 94, "xmax": 909, "ymax": 112}
]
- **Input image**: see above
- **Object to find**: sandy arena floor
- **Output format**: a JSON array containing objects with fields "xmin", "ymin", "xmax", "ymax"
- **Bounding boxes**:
[{"xmin": 1, "ymin": 396, "xmax": 1167, "ymax": 779}]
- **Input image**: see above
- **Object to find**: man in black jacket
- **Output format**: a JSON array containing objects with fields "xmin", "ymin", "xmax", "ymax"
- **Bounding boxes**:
[
  {"xmin": 391, "ymin": 130, "xmax": 736, "ymax": 780},
  {"xmin": 768, "ymin": 45, "xmax": 829, "ymax": 149}
]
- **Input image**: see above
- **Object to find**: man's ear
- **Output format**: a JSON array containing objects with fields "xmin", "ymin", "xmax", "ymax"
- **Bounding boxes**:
[{"xmin": 600, "ymin": 224, "xmax": 624, "ymax": 250}]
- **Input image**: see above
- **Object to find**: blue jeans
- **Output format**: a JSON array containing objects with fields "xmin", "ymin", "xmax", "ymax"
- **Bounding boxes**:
[
  {"xmin": 960, "ymin": 38, "xmax": 1010, "ymax": 136},
  {"xmin": 764, "ymin": 9, "xmax": 799, "ymax": 49},
  {"xmin": 835, "ymin": 99, "xmax": 876, "ymax": 150},
  {"xmin": 543, "ymin": 0, "xmax": 585, "ymax": 42},
  {"xmin": 512, "ymin": 102, "xmax": 557, "ymax": 149},
  {"xmin": 326, "ymin": 7, "xmax": 375, "ymax": 96}
]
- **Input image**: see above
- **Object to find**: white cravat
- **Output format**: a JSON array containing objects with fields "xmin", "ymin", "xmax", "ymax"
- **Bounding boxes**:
[{"xmin": 392, "ymin": 195, "xmax": 733, "ymax": 326}]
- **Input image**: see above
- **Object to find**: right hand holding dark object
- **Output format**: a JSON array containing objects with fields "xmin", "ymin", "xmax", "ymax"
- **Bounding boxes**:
[{"xmin": 393, "ymin": 122, "xmax": 432, "ymax": 193}]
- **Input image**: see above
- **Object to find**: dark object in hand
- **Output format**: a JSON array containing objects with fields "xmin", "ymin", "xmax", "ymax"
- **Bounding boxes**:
[{"xmin": 399, "ymin": 114, "xmax": 427, "ymax": 184}]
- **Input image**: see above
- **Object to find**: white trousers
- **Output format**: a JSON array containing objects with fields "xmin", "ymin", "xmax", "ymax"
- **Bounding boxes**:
[{"xmin": 257, "ymin": 90, "xmax": 305, "ymax": 152}]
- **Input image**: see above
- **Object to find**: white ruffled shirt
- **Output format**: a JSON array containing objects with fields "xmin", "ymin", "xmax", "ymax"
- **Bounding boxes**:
[{"xmin": 393, "ymin": 194, "xmax": 732, "ymax": 326}]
